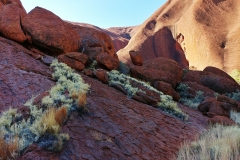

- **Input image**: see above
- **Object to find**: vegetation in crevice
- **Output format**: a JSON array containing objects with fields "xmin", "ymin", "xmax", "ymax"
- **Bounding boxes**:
[
  {"xmin": 108, "ymin": 70, "xmax": 188, "ymax": 121},
  {"xmin": 0, "ymin": 60, "xmax": 90, "ymax": 158},
  {"xmin": 225, "ymin": 90, "xmax": 240, "ymax": 102},
  {"xmin": 176, "ymin": 83, "xmax": 206, "ymax": 109}
]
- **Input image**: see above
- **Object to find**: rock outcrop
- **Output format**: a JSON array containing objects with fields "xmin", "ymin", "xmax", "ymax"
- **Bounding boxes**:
[
  {"xmin": 0, "ymin": 4, "xmax": 27, "ymax": 43},
  {"xmin": 22, "ymin": 7, "xmax": 80, "ymax": 54},
  {"xmin": 57, "ymin": 52, "xmax": 88, "ymax": 71},
  {"xmin": 117, "ymin": 0, "xmax": 240, "ymax": 72},
  {"xmin": 183, "ymin": 70, "xmax": 240, "ymax": 94},
  {"xmin": 118, "ymin": 25, "xmax": 189, "ymax": 69},
  {"xmin": 0, "ymin": 0, "xmax": 240, "ymax": 159},
  {"xmin": 67, "ymin": 22, "xmax": 116, "ymax": 58}
]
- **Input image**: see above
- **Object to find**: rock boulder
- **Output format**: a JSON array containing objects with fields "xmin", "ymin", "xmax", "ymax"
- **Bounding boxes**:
[{"xmin": 22, "ymin": 7, "xmax": 80, "ymax": 54}]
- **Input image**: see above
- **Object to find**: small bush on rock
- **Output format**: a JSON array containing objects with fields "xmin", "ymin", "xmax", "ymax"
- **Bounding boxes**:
[
  {"xmin": 0, "ymin": 134, "xmax": 19, "ymax": 160},
  {"xmin": 226, "ymin": 90, "xmax": 240, "ymax": 102},
  {"xmin": 0, "ymin": 60, "xmax": 90, "ymax": 157},
  {"xmin": 108, "ymin": 70, "xmax": 188, "ymax": 121},
  {"xmin": 177, "ymin": 83, "xmax": 205, "ymax": 109}
]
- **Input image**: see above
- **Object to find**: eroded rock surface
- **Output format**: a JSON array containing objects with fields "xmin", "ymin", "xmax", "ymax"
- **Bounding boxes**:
[
  {"xmin": 20, "ymin": 74, "xmax": 208, "ymax": 160},
  {"xmin": 0, "ymin": 37, "xmax": 54, "ymax": 112}
]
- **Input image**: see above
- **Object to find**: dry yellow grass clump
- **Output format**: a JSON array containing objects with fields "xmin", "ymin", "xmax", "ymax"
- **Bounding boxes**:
[
  {"xmin": 78, "ymin": 92, "xmax": 87, "ymax": 109},
  {"xmin": 55, "ymin": 106, "xmax": 68, "ymax": 126},
  {"xmin": 0, "ymin": 134, "xmax": 19, "ymax": 160},
  {"xmin": 175, "ymin": 124, "xmax": 240, "ymax": 160},
  {"xmin": 41, "ymin": 108, "xmax": 60, "ymax": 134}
]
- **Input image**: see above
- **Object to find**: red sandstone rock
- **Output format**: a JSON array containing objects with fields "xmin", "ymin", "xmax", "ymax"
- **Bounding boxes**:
[
  {"xmin": 0, "ymin": 3, "xmax": 213, "ymax": 160},
  {"xmin": 67, "ymin": 22, "xmax": 116, "ymax": 58},
  {"xmin": 96, "ymin": 53, "xmax": 120, "ymax": 70},
  {"xmin": 105, "ymin": 26, "xmax": 138, "ymax": 52},
  {"xmin": 0, "ymin": 34, "xmax": 208, "ymax": 160},
  {"xmin": 84, "ymin": 46, "xmax": 104, "ymax": 60},
  {"xmin": 183, "ymin": 70, "xmax": 240, "ymax": 94},
  {"xmin": 84, "ymin": 69, "xmax": 94, "ymax": 77},
  {"xmin": 65, "ymin": 52, "xmax": 88, "ymax": 65},
  {"xmin": 154, "ymin": 81, "xmax": 180, "ymax": 101},
  {"xmin": 198, "ymin": 98, "xmax": 229, "ymax": 117},
  {"xmin": 1, "ymin": 0, "xmax": 26, "ymax": 10},
  {"xmin": 130, "ymin": 57, "xmax": 183, "ymax": 88},
  {"xmin": 0, "ymin": 37, "xmax": 53, "ymax": 112},
  {"xmin": 0, "ymin": 4, "xmax": 27, "ymax": 43},
  {"xmin": 144, "ymin": 57, "xmax": 183, "ymax": 83},
  {"xmin": 93, "ymin": 69, "xmax": 109, "ymax": 84},
  {"xmin": 204, "ymin": 66, "xmax": 238, "ymax": 84},
  {"xmin": 22, "ymin": 7, "xmax": 80, "ymax": 54},
  {"xmin": 58, "ymin": 54, "xmax": 85, "ymax": 71},
  {"xmin": 180, "ymin": 82, "xmax": 215, "ymax": 98},
  {"xmin": 208, "ymin": 116, "xmax": 236, "ymax": 126},
  {"xmin": 131, "ymin": 66, "xmax": 177, "ymax": 88},
  {"xmin": 132, "ymin": 91, "xmax": 160, "ymax": 107},
  {"xmin": 118, "ymin": 27, "xmax": 189, "ymax": 69},
  {"xmin": 129, "ymin": 50, "xmax": 143, "ymax": 66},
  {"xmin": 19, "ymin": 73, "xmax": 208, "ymax": 160}
]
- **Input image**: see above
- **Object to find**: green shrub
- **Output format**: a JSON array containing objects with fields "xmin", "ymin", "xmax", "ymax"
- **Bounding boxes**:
[
  {"xmin": 230, "ymin": 110, "xmax": 240, "ymax": 125},
  {"xmin": 108, "ymin": 70, "xmax": 188, "ymax": 121},
  {"xmin": 177, "ymin": 83, "xmax": 206, "ymax": 109},
  {"xmin": 0, "ymin": 60, "xmax": 90, "ymax": 156},
  {"xmin": 175, "ymin": 124, "xmax": 240, "ymax": 160},
  {"xmin": 226, "ymin": 90, "xmax": 240, "ymax": 102}
]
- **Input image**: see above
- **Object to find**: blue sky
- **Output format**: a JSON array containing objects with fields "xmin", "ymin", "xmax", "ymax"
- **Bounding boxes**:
[{"xmin": 21, "ymin": 0, "xmax": 166, "ymax": 28}]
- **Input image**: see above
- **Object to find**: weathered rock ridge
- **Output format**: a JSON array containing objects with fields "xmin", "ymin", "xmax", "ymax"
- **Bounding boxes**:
[{"xmin": 117, "ymin": 0, "xmax": 240, "ymax": 73}]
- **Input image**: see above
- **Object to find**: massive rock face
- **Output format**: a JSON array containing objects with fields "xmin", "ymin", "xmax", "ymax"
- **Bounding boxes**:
[
  {"xmin": 22, "ymin": 7, "xmax": 80, "ymax": 54},
  {"xmin": 174, "ymin": 0, "xmax": 240, "ymax": 73},
  {"xmin": 118, "ymin": 0, "xmax": 240, "ymax": 72}
]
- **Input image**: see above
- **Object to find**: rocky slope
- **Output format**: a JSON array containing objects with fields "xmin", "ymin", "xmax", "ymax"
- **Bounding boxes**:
[
  {"xmin": 117, "ymin": 0, "xmax": 240, "ymax": 73},
  {"xmin": 0, "ymin": 0, "xmax": 240, "ymax": 160}
]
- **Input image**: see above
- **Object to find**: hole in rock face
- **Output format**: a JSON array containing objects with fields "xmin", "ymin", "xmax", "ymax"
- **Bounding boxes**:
[
  {"xmin": 162, "ymin": 13, "xmax": 169, "ymax": 19},
  {"xmin": 220, "ymin": 41, "xmax": 226, "ymax": 49},
  {"xmin": 145, "ymin": 20, "xmax": 156, "ymax": 30},
  {"xmin": 212, "ymin": 0, "xmax": 226, "ymax": 5}
]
